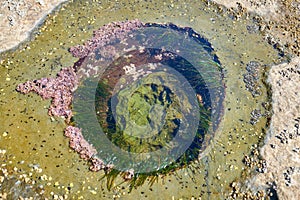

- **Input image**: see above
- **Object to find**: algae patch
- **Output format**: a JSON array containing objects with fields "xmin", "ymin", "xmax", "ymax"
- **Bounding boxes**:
[{"xmin": 0, "ymin": 0, "xmax": 283, "ymax": 199}]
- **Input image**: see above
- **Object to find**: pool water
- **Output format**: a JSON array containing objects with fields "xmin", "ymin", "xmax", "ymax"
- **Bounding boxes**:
[{"xmin": 0, "ymin": 0, "xmax": 283, "ymax": 199}]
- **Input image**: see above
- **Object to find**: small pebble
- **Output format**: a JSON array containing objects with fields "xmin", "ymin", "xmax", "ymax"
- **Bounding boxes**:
[{"xmin": 90, "ymin": 190, "xmax": 97, "ymax": 194}]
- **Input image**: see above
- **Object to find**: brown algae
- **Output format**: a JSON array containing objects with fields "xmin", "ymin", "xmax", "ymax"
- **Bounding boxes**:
[{"xmin": 0, "ymin": 0, "xmax": 283, "ymax": 199}]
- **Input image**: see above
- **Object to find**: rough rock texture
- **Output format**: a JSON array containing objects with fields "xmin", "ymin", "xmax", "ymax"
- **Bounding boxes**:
[
  {"xmin": 206, "ymin": 1, "xmax": 300, "ymax": 198},
  {"xmin": 212, "ymin": 0, "xmax": 280, "ymax": 20},
  {"xmin": 213, "ymin": 0, "xmax": 300, "ymax": 56},
  {"xmin": 252, "ymin": 57, "xmax": 300, "ymax": 200},
  {"xmin": 261, "ymin": 0, "xmax": 300, "ymax": 56},
  {"xmin": 0, "ymin": 0, "xmax": 67, "ymax": 52}
]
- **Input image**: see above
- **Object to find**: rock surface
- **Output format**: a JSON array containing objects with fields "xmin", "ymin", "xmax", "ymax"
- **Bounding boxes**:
[
  {"xmin": 252, "ymin": 57, "xmax": 300, "ymax": 200},
  {"xmin": 212, "ymin": 0, "xmax": 280, "ymax": 20},
  {"xmin": 0, "ymin": 0, "xmax": 67, "ymax": 52}
]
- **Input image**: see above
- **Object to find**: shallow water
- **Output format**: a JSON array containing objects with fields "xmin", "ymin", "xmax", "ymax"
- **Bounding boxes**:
[{"xmin": 0, "ymin": 0, "xmax": 283, "ymax": 199}]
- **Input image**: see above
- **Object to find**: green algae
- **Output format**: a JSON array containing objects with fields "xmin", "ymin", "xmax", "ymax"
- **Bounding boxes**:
[
  {"xmin": 0, "ymin": 0, "xmax": 284, "ymax": 199},
  {"xmin": 110, "ymin": 79, "xmax": 183, "ymax": 152}
]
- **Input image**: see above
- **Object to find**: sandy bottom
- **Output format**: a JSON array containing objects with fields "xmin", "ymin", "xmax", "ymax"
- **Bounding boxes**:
[{"xmin": 0, "ymin": 0, "xmax": 299, "ymax": 199}]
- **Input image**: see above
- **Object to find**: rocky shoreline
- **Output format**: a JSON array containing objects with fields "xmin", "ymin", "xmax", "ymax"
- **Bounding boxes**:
[
  {"xmin": 251, "ymin": 57, "xmax": 300, "ymax": 200},
  {"xmin": 0, "ymin": 0, "xmax": 68, "ymax": 53}
]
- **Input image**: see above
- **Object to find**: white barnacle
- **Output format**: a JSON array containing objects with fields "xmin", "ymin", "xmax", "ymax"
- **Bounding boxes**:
[
  {"xmin": 138, "ymin": 46, "xmax": 145, "ymax": 53},
  {"xmin": 148, "ymin": 63, "xmax": 158, "ymax": 70},
  {"xmin": 144, "ymin": 71, "xmax": 152, "ymax": 76},
  {"xmin": 124, "ymin": 54, "xmax": 133, "ymax": 58},
  {"xmin": 120, "ymin": 39, "xmax": 128, "ymax": 45},
  {"xmin": 86, "ymin": 64, "xmax": 93, "ymax": 69},
  {"xmin": 154, "ymin": 54, "xmax": 163, "ymax": 60},
  {"xmin": 123, "ymin": 63, "xmax": 136, "ymax": 75},
  {"xmin": 123, "ymin": 45, "xmax": 136, "ymax": 52},
  {"xmin": 132, "ymin": 68, "xmax": 145, "ymax": 81}
]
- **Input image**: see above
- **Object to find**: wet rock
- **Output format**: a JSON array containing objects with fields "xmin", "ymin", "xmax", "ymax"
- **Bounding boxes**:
[
  {"xmin": 250, "ymin": 109, "xmax": 262, "ymax": 125},
  {"xmin": 0, "ymin": 173, "xmax": 44, "ymax": 199},
  {"xmin": 283, "ymin": 167, "xmax": 300, "ymax": 187},
  {"xmin": 243, "ymin": 61, "xmax": 262, "ymax": 97},
  {"xmin": 246, "ymin": 24, "xmax": 260, "ymax": 34}
]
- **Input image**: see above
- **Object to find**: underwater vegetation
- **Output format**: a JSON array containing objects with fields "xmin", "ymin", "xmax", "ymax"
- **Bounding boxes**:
[
  {"xmin": 17, "ymin": 20, "xmax": 225, "ymax": 190},
  {"xmin": 0, "ymin": 0, "xmax": 285, "ymax": 199}
]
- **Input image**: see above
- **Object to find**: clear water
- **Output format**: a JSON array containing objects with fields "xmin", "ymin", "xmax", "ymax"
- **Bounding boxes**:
[{"xmin": 0, "ymin": 0, "xmax": 283, "ymax": 199}]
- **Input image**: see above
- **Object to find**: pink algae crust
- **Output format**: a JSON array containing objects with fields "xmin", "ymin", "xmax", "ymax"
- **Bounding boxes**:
[
  {"xmin": 64, "ymin": 126, "xmax": 107, "ymax": 172},
  {"xmin": 69, "ymin": 19, "xmax": 143, "ymax": 58},
  {"xmin": 16, "ymin": 67, "xmax": 78, "ymax": 123}
]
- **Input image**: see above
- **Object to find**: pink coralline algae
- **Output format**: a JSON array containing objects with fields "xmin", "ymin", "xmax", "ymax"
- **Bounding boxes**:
[
  {"xmin": 64, "ymin": 126, "xmax": 112, "ymax": 171},
  {"xmin": 89, "ymin": 157, "xmax": 106, "ymax": 172},
  {"xmin": 69, "ymin": 20, "xmax": 143, "ymax": 58},
  {"xmin": 16, "ymin": 67, "xmax": 78, "ymax": 123},
  {"xmin": 64, "ymin": 126, "xmax": 96, "ymax": 160}
]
